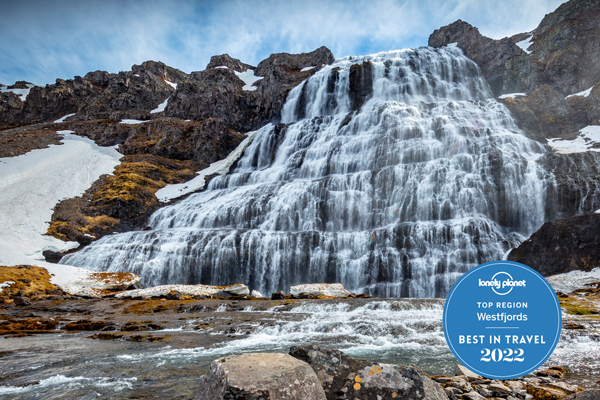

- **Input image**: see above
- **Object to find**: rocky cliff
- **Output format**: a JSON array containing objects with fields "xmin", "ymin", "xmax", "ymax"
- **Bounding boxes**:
[{"xmin": 430, "ymin": 0, "xmax": 600, "ymax": 276}]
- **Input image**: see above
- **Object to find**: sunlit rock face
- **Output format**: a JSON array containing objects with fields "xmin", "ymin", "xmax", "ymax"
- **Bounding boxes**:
[{"xmin": 62, "ymin": 47, "xmax": 600, "ymax": 298}]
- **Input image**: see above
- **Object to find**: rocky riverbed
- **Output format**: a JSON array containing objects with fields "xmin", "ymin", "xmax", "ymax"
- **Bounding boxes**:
[{"xmin": 0, "ymin": 295, "xmax": 599, "ymax": 399}]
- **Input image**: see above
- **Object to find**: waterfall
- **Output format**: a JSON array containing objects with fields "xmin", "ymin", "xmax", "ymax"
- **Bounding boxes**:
[{"xmin": 61, "ymin": 47, "xmax": 600, "ymax": 297}]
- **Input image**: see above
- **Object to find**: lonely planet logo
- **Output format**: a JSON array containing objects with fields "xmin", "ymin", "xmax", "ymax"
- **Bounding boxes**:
[{"xmin": 478, "ymin": 271, "xmax": 526, "ymax": 295}]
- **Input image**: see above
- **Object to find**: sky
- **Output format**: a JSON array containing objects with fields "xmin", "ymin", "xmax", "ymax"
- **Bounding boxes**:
[{"xmin": 0, "ymin": 0, "xmax": 566, "ymax": 86}]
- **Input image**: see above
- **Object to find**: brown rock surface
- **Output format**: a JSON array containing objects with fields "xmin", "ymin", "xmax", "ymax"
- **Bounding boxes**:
[
  {"xmin": 0, "ymin": 128, "xmax": 63, "ymax": 158},
  {"xmin": 0, "ymin": 265, "xmax": 64, "ymax": 302}
]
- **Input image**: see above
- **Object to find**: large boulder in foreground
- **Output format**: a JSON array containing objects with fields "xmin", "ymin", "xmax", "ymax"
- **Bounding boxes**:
[
  {"xmin": 508, "ymin": 213, "xmax": 600, "ymax": 276},
  {"xmin": 195, "ymin": 353, "xmax": 326, "ymax": 400},
  {"xmin": 290, "ymin": 283, "xmax": 354, "ymax": 298},
  {"xmin": 290, "ymin": 345, "xmax": 448, "ymax": 400}
]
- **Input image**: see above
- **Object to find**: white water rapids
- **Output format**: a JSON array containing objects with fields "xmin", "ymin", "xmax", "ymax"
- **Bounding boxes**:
[{"xmin": 61, "ymin": 47, "xmax": 600, "ymax": 297}]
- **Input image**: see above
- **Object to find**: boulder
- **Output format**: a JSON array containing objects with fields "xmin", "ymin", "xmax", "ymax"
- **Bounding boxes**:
[
  {"xmin": 565, "ymin": 390, "xmax": 600, "ymax": 400},
  {"xmin": 251, "ymin": 290, "xmax": 264, "ymax": 298},
  {"xmin": 13, "ymin": 296, "xmax": 31, "ymax": 306},
  {"xmin": 289, "ymin": 283, "xmax": 354, "ymax": 298},
  {"xmin": 194, "ymin": 353, "xmax": 326, "ymax": 400},
  {"xmin": 289, "ymin": 345, "xmax": 448, "ymax": 400}
]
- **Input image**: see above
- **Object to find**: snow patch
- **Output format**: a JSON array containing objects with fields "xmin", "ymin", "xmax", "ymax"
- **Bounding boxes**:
[
  {"xmin": 116, "ymin": 283, "xmax": 249, "ymax": 298},
  {"xmin": 516, "ymin": 34, "xmax": 533, "ymax": 54},
  {"xmin": 215, "ymin": 66, "xmax": 228, "ymax": 69},
  {"xmin": 234, "ymin": 69, "xmax": 263, "ymax": 91},
  {"xmin": 547, "ymin": 125, "xmax": 600, "ymax": 154},
  {"xmin": 120, "ymin": 119, "xmax": 149, "ymax": 124},
  {"xmin": 0, "ymin": 83, "xmax": 35, "ymax": 101},
  {"xmin": 566, "ymin": 86, "xmax": 594, "ymax": 99},
  {"xmin": 155, "ymin": 125, "xmax": 265, "ymax": 202},
  {"xmin": 300, "ymin": 66, "xmax": 316, "ymax": 72},
  {"xmin": 165, "ymin": 80, "xmax": 177, "ymax": 89},
  {"xmin": 54, "ymin": 113, "xmax": 76, "ymax": 123},
  {"xmin": 547, "ymin": 268, "xmax": 600, "ymax": 293},
  {"xmin": 150, "ymin": 98, "xmax": 169, "ymax": 114},
  {"xmin": 498, "ymin": 93, "xmax": 526, "ymax": 99},
  {"xmin": 133, "ymin": 73, "xmax": 140, "ymax": 77},
  {"xmin": 447, "ymin": 42, "xmax": 458, "ymax": 48},
  {"xmin": 0, "ymin": 130, "xmax": 121, "ymax": 270}
]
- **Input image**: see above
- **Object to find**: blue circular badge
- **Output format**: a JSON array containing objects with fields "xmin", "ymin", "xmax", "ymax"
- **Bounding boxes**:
[{"xmin": 443, "ymin": 261, "xmax": 562, "ymax": 379}]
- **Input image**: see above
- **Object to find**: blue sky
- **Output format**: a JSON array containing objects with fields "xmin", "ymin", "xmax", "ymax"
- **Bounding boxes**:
[{"xmin": 1, "ymin": 0, "xmax": 565, "ymax": 86}]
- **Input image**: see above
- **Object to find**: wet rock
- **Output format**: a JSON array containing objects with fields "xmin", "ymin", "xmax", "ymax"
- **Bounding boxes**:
[
  {"xmin": 250, "ymin": 290, "xmax": 264, "ymax": 298},
  {"xmin": 537, "ymin": 367, "xmax": 566, "ymax": 379},
  {"xmin": 509, "ymin": 213, "xmax": 600, "ymax": 276},
  {"xmin": 290, "ymin": 283, "xmax": 355, "ymax": 298},
  {"xmin": 194, "ymin": 352, "xmax": 326, "ymax": 400},
  {"xmin": 63, "ymin": 319, "xmax": 115, "ymax": 331},
  {"xmin": 289, "ymin": 345, "xmax": 448, "ymax": 400},
  {"xmin": 565, "ymin": 390, "xmax": 600, "ymax": 400},
  {"xmin": 165, "ymin": 291, "xmax": 181, "ymax": 300},
  {"xmin": 271, "ymin": 291, "xmax": 287, "ymax": 300},
  {"xmin": 348, "ymin": 60, "xmax": 373, "ymax": 110}
]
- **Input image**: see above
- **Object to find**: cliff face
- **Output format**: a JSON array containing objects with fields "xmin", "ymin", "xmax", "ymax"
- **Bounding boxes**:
[
  {"xmin": 429, "ymin": 0, "xmax": 600, "ymax": 98},
  {"xmin": 430, "ymin": 0, "xmax": 600, "ymax": 276}
]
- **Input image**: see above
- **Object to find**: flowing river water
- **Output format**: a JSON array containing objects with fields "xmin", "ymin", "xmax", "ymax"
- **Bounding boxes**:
[{"xmin": 1, "ymin": 299, "xmax": 599, "ymax": 399}]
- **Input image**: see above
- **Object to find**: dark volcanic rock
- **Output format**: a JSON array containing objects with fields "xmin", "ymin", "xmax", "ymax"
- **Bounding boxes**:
[
  {"xmin": 254, "ymin": 46, "xmax": 335, "ymax": 124},
  {"xmin": 42, "ymin": 250, "xmax": 64, "ymax": 264},
  {"xmin": 508, "ymin": 213, "xmax": 600, "ymax": 276},
  {"xmin": 349, "ymin": 60, "xmax": 373, "ymax": 110},
  {"xmin": 195, "ymin": 352, "xmax": 326, "ymax": 400},
  {"xmin": 7, "ymin": 81, "xmax": 31, "ymax": 89},
  {"xmin": 290, "ymin": 345, "xmax": 448, "ymax": 400},
  {"xmin": 167, "ymin": 46, "xmax": 335, "ymax": 131},
  {"xmin": 206, "ymin": 54, "xmax": 254, "ymax": 72}
]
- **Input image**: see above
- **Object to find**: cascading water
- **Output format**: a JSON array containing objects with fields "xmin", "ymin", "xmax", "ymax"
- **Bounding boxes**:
[{"xmin": 61, "ymin": 47, "xmax": 600, "ymax": 297}]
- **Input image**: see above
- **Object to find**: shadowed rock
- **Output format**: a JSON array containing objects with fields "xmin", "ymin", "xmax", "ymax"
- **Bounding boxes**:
[{"xmin": 290, "ymin": 345, "xmax": 448, "ymax": 400}]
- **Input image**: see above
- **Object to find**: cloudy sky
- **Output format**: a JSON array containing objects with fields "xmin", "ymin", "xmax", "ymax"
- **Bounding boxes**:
[{"xmin": 1, "ymin": 0, "xmax": 565, "ymax": 86}]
